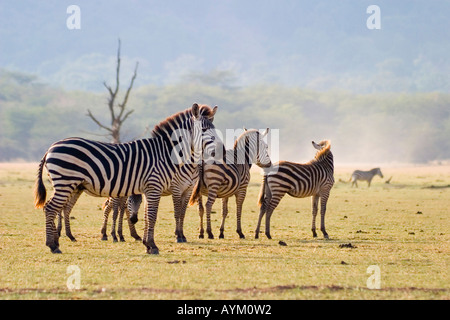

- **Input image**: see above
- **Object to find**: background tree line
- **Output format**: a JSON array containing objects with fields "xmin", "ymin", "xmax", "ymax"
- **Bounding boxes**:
[{"xmin": 1, "ymin": 68, "xmax": 449, "ymax": 164}]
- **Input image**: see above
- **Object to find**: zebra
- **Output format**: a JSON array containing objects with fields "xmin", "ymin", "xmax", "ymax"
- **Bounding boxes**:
[
  {"xmin": 255, "ymin": 140, "xmax": 334, "ymax": 240},
  {"xmin": 33, "ymin": 103, "xmax": 218, "ymax": 254},
  {"xmin": 349, "ymin": 168, "xmax": 383, "ymax": 187},
  {"xmin": 100, "ymin": 195, "xmax": 142, "ymax": 242},
  {"xmin": 189, "ymin": 128, "xmax": 272, "ymax": 239}
]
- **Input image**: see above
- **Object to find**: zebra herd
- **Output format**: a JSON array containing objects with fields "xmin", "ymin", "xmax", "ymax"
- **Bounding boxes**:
[{"xmin": 34, "ymin": 103, "xmax": 336, "ymax": 254}]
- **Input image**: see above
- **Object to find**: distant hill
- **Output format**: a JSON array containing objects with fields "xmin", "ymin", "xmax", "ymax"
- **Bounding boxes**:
[
  {"xmin": 1, "ymin": 68, "xmax": 449, "ymax": 163},
  {"xmin": 0, "ymin": 0, "xmax": 449, "ymax": 92}
]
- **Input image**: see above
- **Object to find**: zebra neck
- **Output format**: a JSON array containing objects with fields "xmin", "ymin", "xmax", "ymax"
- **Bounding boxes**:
[
  {"xmin": 233, "ymin": 144, "xmax": 255, "ymax": 167},
  {"xmin": 311, "ymin": 153, "xmax": 334, "ymax": 173}
]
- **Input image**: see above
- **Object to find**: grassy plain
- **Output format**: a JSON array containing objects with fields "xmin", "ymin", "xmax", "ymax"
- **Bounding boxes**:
[{"xmin": 0, "ymin": 163, "xmax": 449, "ymax": 299}]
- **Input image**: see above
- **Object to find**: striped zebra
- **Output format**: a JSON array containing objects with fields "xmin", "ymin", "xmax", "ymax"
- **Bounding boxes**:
[
  {"xmin": 350, "ymin": 168, "xmax": 383, "ymax": 187},
  {"xmin": 101, "ymin": 195, "xmax": 142, "ymax": 242},
  {"xmin": 33, "ymin": 103, "xmax": 218, "ymax": 254},
  {"xmin": 255, "ymin": 140, "xmax": 334, "ymax": 240},
  {"xmin": 189, "ymin": 128, "xmax": 272, "ymax": 239}
]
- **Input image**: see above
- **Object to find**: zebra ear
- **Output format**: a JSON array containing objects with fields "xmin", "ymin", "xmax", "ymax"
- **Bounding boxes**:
[
  {"xmin": 261, "ymin": 128, "xmax": 269, "ymax": 137},
  {"xmin": 209, "ymin": 105, "xmax": 218, "ymax": 119},
  {"xmin": 312, "ymin": 141, "xmax": 322, "ymax": 150},
  {"xmin": 243, "ymin": 126, "xmax": 247, "ymax": 131},
  {"xmin": 192, "ymin": 103, "xmax": 200, "ymax": 119}
]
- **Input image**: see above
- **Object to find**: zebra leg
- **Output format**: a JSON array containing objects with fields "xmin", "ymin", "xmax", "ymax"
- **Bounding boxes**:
[
  {"xmin": 117, "ymin": 197, "xmax": 127, "ymax": 242},
  {"xmin": 311, "ymin": 195, "xmax": 319, "ymax": 238},
  {"xmin": 320, "ymin": 194, "xmax": 330, "ymax": 239},
  {"xmin": 235, "ymin": 189, "xmax": 247, "ymax": 239},
  {"xmin": 126, "ymin": 207, "xmax": 141, "ymax": 241},
  {"xmin": 255, "ymin": 195, "xmax": 269, "ymax": 239},
  {"xmin": 219, "ymin": 197, "xmax": 229, "ymax": 239},
  {"xmin": 143, "ymin": 189, "xmax": 162, "ymax": 255},
  {"xmin": 205, "ymin": 191, "xmax": 218, "ymax": 239},
  {"xmin": 111, "ymin": 199, "xmax": 119, "ymax": 242},
  {"xmin": 172, "ymin": 190, "xmax": 184, "ymax": 243},
  {"xmin": 177, "ymin": 188, "xmax": 192, "ymax": 243},
  {"xmin": 198, "ymin": 196, "xmax": 205, "ymax": 239},
  {"xmin": 264, "ymin": 195, "xmax": 283, "ymax": 239},
  {"xmin": 101, "ymin": 198, "xmax": 112, "ymax": 241},
  {"xmin": 57, "ymin": 212, "xmax": 62, "ymax": 237},
  {"xmin": 43, "ymin": 189, "xmax": 73, "ymax": 253},
  {"xmin": 62, "ymin": 189, "xmax": 83, "ymax": 242}
]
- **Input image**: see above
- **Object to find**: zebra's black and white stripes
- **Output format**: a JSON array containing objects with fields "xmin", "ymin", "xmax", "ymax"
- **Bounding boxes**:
[
  {"xmin": 34, "ymin": 103, "xmax": 218, "ymax": 254},
  {"xmin": 189, "ymin": 128, "xmax": 272, "ymax": 239},
  {"xmin": 255, "ymin": 140, "xmax": 334, "ymax": 239},
  {"xmin": 350, "ymin": 168, "xmax": 383, "ymax": 187},
  {"xmin": 101, "ymin": 195, "xmax": 142, "ymax": 242}
]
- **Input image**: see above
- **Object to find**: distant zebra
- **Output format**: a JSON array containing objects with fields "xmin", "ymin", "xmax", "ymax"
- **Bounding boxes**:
[
  {"xmin": 255, "ymin": 140, "xmax": 334, "ymax": 240},
  {"xmin": 34, "ymin": 103, "xmax": 218, "ymax": 254},
  {"xmin": 101, "ymin": 195, "xmax": 142, "ymax": 242},
  {"xmin": 350, "ymin": 168, "xmax": 383, "ymax": 187},
  {"xmin": 189, "ymin": 128, "xmax": 272, "ymax": 239}
]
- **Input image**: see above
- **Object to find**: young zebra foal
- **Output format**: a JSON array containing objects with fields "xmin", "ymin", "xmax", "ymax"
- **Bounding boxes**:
[
  {"xmin": 256, "ymin": 140, "xmax": 334, "ymax": 240},
  {"xmin": 349, "ymin": 168, "xmax": 383, "ymax": 188},
  {"xmin": 189, "ymin": 128, "xmax": 272, "ymax": 239}
]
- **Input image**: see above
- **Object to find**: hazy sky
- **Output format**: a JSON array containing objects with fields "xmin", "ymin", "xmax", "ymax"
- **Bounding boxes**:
[{"xmin": 1, "ymin": 0, "xmax": 449, "ymax": 92}]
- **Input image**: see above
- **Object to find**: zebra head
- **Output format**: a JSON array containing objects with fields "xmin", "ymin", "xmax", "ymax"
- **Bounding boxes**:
[
  {"xmin": 375, "ymin": 167, "xmax": 384, "ymax": 178},
  {"xmin": 236, "ymin": 128, "xmax": 272, "ymax": 168},
  {"xmin": 128, "ymin": 194, "xmax": 143, "ymax": 224},
  {"xmin": 191, "ymin": 103, "xmax": 219, "ymax": 164}
]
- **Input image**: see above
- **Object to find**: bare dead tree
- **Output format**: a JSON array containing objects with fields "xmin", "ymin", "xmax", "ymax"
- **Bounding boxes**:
[{"xmin": 87, "ymin": 39, "xmax": 138, "ymax": 144}]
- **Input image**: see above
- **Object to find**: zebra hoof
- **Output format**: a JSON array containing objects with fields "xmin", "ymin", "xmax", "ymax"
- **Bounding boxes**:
[
  {"xmin": 51, "ymin": 247, "xmax": 62, "ymax": 254},
  {"xmin": 101, "ymin": 236, "xmax": 108, "ymax": 241},
  {"xmin": 199, "ymin": 234, "xmax": 204, "ymax": 239},
  {"xmin": 147, "ymin": 247, "xmax": 159, "ymax": 255},
  {"xmin": 219, "ymin": 233, "xmax": 224, "ymax": 239}
]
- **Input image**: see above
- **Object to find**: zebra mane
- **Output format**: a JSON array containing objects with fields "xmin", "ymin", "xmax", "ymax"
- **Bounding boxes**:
[
  {"xmin": 313, "ymin": 140, "xmax": 332, "ymax": 161},
  {"xmin": 151, "ymin": 104, "xmax": 216, "ymax": 138},
  {"xmin": 233, "ymin": 129, "xmax": 259, "ymax": 150}
]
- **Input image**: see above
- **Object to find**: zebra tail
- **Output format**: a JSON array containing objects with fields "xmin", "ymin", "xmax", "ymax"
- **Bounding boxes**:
[
  {"xmin": 34, "ymin": 153, "xmax": 47, "ymax": 209},
  {"xmin": 257, "ymin": 174, "xmax": 268, "ymax": 208},
  {"xmin": 188, "ymin": 179, "xmax": 201, "ymax": 206},
  {"xmin": 102, "ymin": 198, "xmax": 110, "ymax": 210},
  {"xmin": 188, "ymin": 163, "xmax": 204, "ymax": 206}
]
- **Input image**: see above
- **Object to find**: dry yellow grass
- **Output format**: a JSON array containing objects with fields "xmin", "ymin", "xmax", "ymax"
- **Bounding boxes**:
[{"xmin": 0, "ymin": 163, "xmax": 449, "ymax": 299}]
